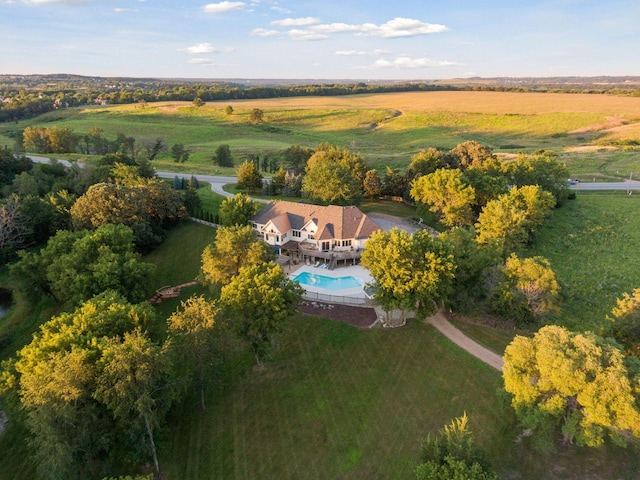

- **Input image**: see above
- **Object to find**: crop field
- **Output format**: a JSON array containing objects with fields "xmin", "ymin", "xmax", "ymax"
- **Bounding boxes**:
[{"xmin": 2, "ymin": 91, "xmax": 640, "ymax": 175}]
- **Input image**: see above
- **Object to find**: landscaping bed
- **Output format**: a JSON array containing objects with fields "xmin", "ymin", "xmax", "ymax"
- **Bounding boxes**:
[{"xmin": 299, "ymin": 301, "xmax": 377, "ymax": 327}]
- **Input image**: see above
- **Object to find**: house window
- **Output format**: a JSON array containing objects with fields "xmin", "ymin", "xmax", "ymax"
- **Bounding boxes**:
[
  {"xmin": 292, "ymin": 230, "xmax": 301, "ymax": 238},
  {"xmin": 308, "ymin": 234, "xmax": 315, "ymax": 240},
  {"xmin": 321, "ymin": 241, "xmax": 330, "ymax": 251},
  {"xmin": 276, "ymin": 235, "xmax": 280, "ymax": 243},
  {"xmin": 342, "ymin": 240, "xmax": 352, "ymax": 247}
]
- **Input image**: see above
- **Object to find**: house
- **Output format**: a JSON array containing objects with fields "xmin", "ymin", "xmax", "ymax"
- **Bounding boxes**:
[{"xmin": 251, "ymin": 201, "xmax": 380, "ymax": 268}]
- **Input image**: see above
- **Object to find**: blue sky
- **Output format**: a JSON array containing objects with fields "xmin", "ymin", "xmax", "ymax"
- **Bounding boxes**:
[{"xmin": 1, "ymin": 0, "xmax": 639, "ymax": 79}]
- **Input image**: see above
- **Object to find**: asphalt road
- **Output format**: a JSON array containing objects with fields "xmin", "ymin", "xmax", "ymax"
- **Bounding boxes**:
[{"xmin": 27, "ymin": 156, "xmax": 640, "ymax": 194}]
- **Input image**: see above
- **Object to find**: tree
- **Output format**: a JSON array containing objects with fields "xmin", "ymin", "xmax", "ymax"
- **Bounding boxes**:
[
  {"xmin": 439, "ymin": 227, "xmax": 500, "ymax": 310},
  {"xmin": 225, "ymin": 105, "xmax": 234, "ymax": 115},
  {"xmin": 11, "ymin": 224, "xmax": 154, "ymax": 305},
  {"xmin": 475, "ymin": 185, "xmax": 555, "ymax": 255},
  {"xmin": 167, "ymin": 295, "xmax": 221, "ymax": 410},
  {"xmin": 200, "ymin": 225, "xmax": 273, "ymax": 287},
  {"xmin": 449, "ymin": 141, "xmax": 495, "ymax": 170},
  {"xmin": 96, "ymin": 329, "xmax": 175, "ymax": 479},
  {"xmin": 213, "ymin": 144, "xmax": 233, "ymax": 167},
  {"xmin": 141, "ymin": 137, "xmax": 166, "ymax": 161},
  {"xmin": 47, "ymin": 126, "xmax": 78, "ymax": 154},
  {"xmin": 183, "ymin": 185, "xmax": 202, "ymax": 216},
  {"xmin": 416, "ymin": 413, "xmax": 497, "ymax": 480},
  {"xmin": 607, "ymin": 288, "xmax": 640, "ymax": 356},
  {"xmin": 219, "ymin": 193, "xmax": 258, "ymax": 226},
  {"xmin": 22, "ymin": 126, "xmax": 50, "ymax": 153},
  {"xmin": 490, "ymin": 254, "xmax": 561, "ymax": 324},
  {"xmin": 506, "ymin": 151, "xmax": 570, "ymax": 205},
  {"xmin": 192, "ymin": 97, "xmax": 205, "ymax": 108},
  {"xmin": 270, "ymin": 166, "xmax": 287, "ymax": 195},
  {"xmin": 408, "ymin": 147, "xmax": 445, "ymax": 178},
  {"xmin": 361, "ymin": 228, "xmax": 456, "ymax": 325},
  {"xmin": 11, "ymin": 291, "xmax": 156, "ymax": 479},
  {"xmin": 220, "ymin": 262, "xmax": 303, "ymax": 366},
  {"xmin": 170, "ymin": 143, "xmax": 190, "ymax": 163},
  {"xmin": 302, "ymin": 161, "xmax": 362, "ymax": 205},
  {"xmin": 0, "ymin": 195, "xmax": 31, "ymax": 263},
  {"xmin": 70, "ymin": 178, "xmax": 184, "ymax": 249},
  {"xmin": 282, "ymin": 144, "xmax": 313, "ymax": 173},
  {"xmin": 503, "ymin": 325, "xmax": 640, "ymax": 450},
  {"xmin": 363, "ymin": 169, "xmax": 382, "ymax": 199},
  {"xmin": 249, "ymin": 108, "xmax": 264, "ymax": 123},
  {"xmin": 411, "ymin": 168, "xmax": 476, "ymax": 227},
  {"xmin": 236, "ymin": 160, "xmax": 263, "ymax": 193}
]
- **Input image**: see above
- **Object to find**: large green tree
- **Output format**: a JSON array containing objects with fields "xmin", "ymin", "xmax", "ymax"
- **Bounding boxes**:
[
  {"xmin": 96, "ymin": 329, "xmax": 175, "ymax": 479},
  {"xmin": 11, "ymin": 224, "xmax": 153, "ymax": 305},
  {"xmin": 302, "ymin": 161, "xmax": 362, "ymax": 205},
  {"xmin": 219, "ymin": 192, "xmax": 259, "ymax": 226},
  {"xmin": 411, "ymin": 168, "xmax": 477, "ymax": 227},
  {"xmin": 361, "ymin": 228, "xmax": 456, "ymax": 325},
  {"xmin": 10, "ymin": 291, "xmax": 156, "ymax": 479},
  {"xmin": 475, "ymin": 185, "xmax": 555, "ymax": 255},
  {"xmin": 503, "ymin": 325, "xmax": 640, "ymax": 450},
  {"xmin": 220, "ymin": 262, "xmax": 303, "ymax": 366},
  {"xmin": 490, "ymin": 254, "xmax": 561, "ymax": 324},
  {"xmin": 70, "ymin": 177, "xmax": 184, "ymax": 249},
  {"xmin": 200, "ymin": 224, "xmax": 273, "ymax": 288},
  {"xmin": 302, "ymin": 143, "xmax": 366, "ymax": 205}
]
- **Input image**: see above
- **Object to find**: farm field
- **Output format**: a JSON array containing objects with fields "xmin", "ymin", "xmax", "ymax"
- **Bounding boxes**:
[{"xmin": 2, "ymin": 90, "xmax": 640, "ymax": 177}]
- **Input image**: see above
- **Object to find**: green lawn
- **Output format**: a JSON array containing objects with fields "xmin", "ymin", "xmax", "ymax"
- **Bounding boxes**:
[
  {"xmin": 523, "ymin": 193, "xmax": 640, "ymax": 331},
  {"xmin": 160, "ymin": 314, "xmax": 638, "ymax": 480}
]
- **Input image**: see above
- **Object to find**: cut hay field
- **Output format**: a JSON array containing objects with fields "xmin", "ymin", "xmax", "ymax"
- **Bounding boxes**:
[{"xmin": 3, "ymin": 91, "xmax": 640, "ymax": 175}]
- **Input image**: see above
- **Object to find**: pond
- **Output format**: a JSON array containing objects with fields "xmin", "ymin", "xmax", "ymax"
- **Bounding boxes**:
[{"xmin": 0, "ymin": 289, "xmax": 13, "ymax": 318}]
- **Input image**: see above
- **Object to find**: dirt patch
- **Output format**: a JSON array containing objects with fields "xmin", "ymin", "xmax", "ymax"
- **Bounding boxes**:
[{"xmin": 299, "ymin": 301, "xmax": 377, "ymax": 328}]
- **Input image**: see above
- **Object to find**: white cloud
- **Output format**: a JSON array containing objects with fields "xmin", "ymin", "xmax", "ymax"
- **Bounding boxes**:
[
  {"xmin": 288, "ymin": 29, "xmax": 328, "ymax": 41},
  {"xmin": 310, "ymin": 17, "xmax": 448, "ymax": 38},
  {"xmin": 312, "ymin": 22, "xmax": 362, "ymax": 34},
  {"xmin": 271, "ymin": 6, "xmax": 291, "ymax": 14},
  {"xmin": 363, "ymin": 18, "xmax": 448, "ymax": 38},
  {"xmin": 271, "ymin": 17, "xmax": 321, "ymax": 27},
  {"xmin": 202, "ymin": 1, "xmax": 246, "ymax": 14},
  {"xmin": 373, "ymin": 56, "xmax": 460, "ymax": 68},
  {"xmin": 189, "ymin": 58, "xmax": 215, "ymax": 65},
  {"xmin": 179, "ymin": 43, "xmax": 234, "ymax": 55},
  {"xmin": 251, "ymin": 28, "xmax": 282, "ymax": 37},
  {"xmin": 335, "ymin": 49, "xmax": 389, "ymax": 56},
  {"xmin": 114, "ymin": 8, "xmax": 137, "ymax": 13}
]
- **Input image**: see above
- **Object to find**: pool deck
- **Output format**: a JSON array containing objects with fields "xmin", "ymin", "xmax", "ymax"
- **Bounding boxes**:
[{"xmin": 286, "ymin": 264, "xmax": 373, "ymax": 299}]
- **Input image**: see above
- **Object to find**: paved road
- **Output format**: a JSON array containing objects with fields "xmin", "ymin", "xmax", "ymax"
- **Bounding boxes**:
[
  {"xmin": 156, "ymin": 171, "xmax": 238, "ymax": 198},
  {"xmin": 568, "ymin": 180, "xmax": 640, "ymax": 191},
  {"xmin": 27, "ymin": 156, "xmax": 640, "ymax": 194}
]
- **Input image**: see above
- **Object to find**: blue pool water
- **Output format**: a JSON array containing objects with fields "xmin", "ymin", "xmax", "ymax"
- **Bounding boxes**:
[{"xmin": 293, "ymin": 272, "xmax": 362, "ymax": 290}]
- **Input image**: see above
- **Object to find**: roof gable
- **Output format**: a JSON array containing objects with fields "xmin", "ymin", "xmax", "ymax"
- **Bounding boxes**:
[{"xmin": 252, "ymin": 201, "xmax": 380, "ymax": 240}]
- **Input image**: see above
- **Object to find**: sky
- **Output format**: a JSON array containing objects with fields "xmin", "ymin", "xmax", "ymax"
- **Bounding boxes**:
[{"xmin": 1, "ymin": 0, "xmax": 639, "ymax": 80}]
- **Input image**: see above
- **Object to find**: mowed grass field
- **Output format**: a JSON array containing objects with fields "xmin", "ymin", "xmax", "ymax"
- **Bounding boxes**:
[
  {"xmin": 142, "ymin": 221, "xmax": 638, "ymax": 480},
  {"xmin": 2, "ymin": 91, "xmax": 640, "ymax": 175},
  {"xmin": 525, "ymin": 192, "xmax": 640, "ymax": 332}
]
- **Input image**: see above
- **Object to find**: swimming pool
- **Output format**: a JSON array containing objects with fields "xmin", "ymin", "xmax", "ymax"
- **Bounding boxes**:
[{"xmin": 293, "ymin": 272, "xmax": 362, "ymax": 291}]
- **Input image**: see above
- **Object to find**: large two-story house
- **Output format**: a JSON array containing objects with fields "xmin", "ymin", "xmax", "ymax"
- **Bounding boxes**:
[{"xmin": 251, "ymin": 201, "xmax": 380, "ymax": 268}]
